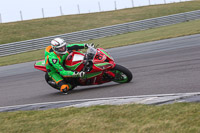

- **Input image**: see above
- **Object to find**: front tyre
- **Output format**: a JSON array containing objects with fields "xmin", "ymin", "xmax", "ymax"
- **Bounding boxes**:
[{"xmin": 111, "ymin": 64, "xmax": 132, "ymax": 83}]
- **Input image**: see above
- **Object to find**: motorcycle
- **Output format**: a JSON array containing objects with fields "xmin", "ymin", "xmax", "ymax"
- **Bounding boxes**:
[{"xmin": 34, "ymin": 46, "xmax": 132, "ymax": 90}]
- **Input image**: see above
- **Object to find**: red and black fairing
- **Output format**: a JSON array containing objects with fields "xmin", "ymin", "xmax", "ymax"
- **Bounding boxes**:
[{"xmin": 65, "ymin": 48, "xmax": 116, "ymax": 85}]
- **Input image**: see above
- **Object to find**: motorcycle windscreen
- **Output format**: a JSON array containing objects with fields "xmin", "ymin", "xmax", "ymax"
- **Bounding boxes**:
[
  {"xmin": 65, "ymin": 52, "xmax": 84, "ymax": 71},
  {"xmin": 73, "ymin": 54, "xmax": 84, "ymax": 62}
]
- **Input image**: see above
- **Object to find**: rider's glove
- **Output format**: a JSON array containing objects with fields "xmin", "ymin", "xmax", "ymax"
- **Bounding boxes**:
[
  {"xmin": 85, "ymin": 43, "xmax": 95, "ymax": 48},
  {"xmin": 73, "ymin": 71, "xmax": 85, "ymax": 78}
]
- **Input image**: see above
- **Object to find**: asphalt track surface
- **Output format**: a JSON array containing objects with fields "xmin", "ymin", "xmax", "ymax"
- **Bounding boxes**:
[{"xmin": 0, "ymin": 34, "xmax": 200, "ymax": 107}]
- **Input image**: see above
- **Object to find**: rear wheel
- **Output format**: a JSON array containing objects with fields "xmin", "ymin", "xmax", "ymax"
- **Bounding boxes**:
[{"xmin": 111, "ymin": 64, "xmax": 132, "ymax": 83}]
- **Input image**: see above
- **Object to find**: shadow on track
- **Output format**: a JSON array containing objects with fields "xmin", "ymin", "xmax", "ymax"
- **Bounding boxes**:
[{"xmin": 51, "ymin": 83, "xmax": 123, "ymax": 96}]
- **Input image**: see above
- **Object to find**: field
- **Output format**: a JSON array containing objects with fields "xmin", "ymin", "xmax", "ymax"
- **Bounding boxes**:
[
  {"xmin": 0, "ymin": 0, "xmax": 200, "ymax": 44},
  {"xmin": 0, "ymin": 103, "xmax": 200, "ymax": 133}
]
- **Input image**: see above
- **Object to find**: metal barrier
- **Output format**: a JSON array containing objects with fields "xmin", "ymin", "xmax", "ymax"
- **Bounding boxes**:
[{"xmin": 0, "ymin": 10, "xmax": 200, "ymax": 57}]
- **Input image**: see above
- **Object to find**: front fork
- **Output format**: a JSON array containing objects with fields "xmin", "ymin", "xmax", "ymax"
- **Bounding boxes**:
[{"xmin": 103, "ymin": 71, "xmax": 115, "ymax": 81}]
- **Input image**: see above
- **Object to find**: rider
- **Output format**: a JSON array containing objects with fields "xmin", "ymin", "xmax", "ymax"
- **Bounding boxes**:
[{"xmin": 45, "ymin": 37, "xmax": 93, "ymax": 93}]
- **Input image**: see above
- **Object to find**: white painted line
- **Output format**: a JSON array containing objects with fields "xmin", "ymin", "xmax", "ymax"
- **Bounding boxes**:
[
  {"xmin": 0, "ymin": 92, "xmax": 200, "ymax": 109},
  {"xmin": 135, "ymin": 97, "xmax": 157, "ymax": 104}
]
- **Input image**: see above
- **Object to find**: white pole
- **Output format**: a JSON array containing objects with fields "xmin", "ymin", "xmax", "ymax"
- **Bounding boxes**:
[
  {"xmin": 0, "ymin": 13, "xmax": 2, "ymax": 23},
  {"xmin": 149, "ymin": 0, "xmax": 151, "ymax": 5},
  {"xmin": 98, "ymin": 2, "xmax": 101, "ymax": 12},
  {"xmin": 60, "ymin": 6, "xmax": 63, "ymax": 16},
  {"xmin": 77, "ymin": 4, "xmax": 80, "ymax": 14},
  {"xmin": 20, "ymin": 10, "xmax": 23, "ymax": 21},
  {"xmin": 42, "ymin": 8, "xmax": 45, "ymax": 18},
  {"xmin": 131, "ymin": 0, "xmax": 134, "ymax": 7},
  {"xmin": 164, "ymin": 0, "xmax": 166, "ymax": 4},
  {"xmin": 114, "ymin": 1, "xmax": 117, "ymax": 10}
]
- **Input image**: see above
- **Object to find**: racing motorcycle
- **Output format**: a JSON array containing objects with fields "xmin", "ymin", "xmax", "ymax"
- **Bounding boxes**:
[{"xmin": 34, "ymin": 46, "xmax": 132, "ymax": 90}]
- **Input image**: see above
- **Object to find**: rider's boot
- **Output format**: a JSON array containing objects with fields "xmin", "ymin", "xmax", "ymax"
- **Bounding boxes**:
[
  {"xmin": 58, "ymin": 81, "xmax": 72, "ymax": 93},
  {"xmin": 60, "ymin": 85, "xmax": 70, "ymax": 93}
]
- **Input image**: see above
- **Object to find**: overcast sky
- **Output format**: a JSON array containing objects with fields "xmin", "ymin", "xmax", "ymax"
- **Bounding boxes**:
[{"xmin": 0, "ymin": 0, "xmax": 190, "ymax": 23}]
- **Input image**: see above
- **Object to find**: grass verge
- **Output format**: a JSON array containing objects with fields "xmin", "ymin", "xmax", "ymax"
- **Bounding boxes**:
[
  {"xmin": 0, "ymin": 103, "xmax": 200, "ymax": 133},
  {"xmin": 0, "ymin": 0, "xmax": 200, "ymax": 44},
  {"xmin": 1, "ymin": 19, "xmax": 200, "ymax": 66}
]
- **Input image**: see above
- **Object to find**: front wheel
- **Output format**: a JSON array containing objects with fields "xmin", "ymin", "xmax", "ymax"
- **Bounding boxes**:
[{"xmin": 111, "ymin": 64, "xmax": 132, "ymax": 83}]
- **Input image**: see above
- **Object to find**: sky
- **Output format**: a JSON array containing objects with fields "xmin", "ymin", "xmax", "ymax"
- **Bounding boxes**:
[{"xmin": 0, "ymin": 0, "xmax": 190, "ymax": 23}]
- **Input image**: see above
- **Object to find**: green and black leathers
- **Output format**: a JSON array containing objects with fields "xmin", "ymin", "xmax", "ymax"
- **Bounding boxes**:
[{"xmin": 45, "ymin": 44, "xmax": 86, "ymax": 87}]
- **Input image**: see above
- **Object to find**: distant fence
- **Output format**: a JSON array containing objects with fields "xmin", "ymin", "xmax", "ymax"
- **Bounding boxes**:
[{"xmin": 0, "ymin": 10, "xmax": 200, "ymax": 57}]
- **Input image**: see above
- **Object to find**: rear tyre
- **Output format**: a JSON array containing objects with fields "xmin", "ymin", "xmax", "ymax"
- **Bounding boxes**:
[{"xmin": 111, "ymin": 64, "xmax": 132, "ymax": 83}]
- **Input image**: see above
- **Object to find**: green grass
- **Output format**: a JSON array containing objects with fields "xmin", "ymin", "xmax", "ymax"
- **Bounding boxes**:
[
  {"xmin": 0, "ymin": 103, "xmax": 200, "ymax": 133},
  {"xmin": 0, "ymin": 49, "xmax": 45, "ymax": 66},
  {"xmin": 0, "ymin": 0, "xmax": 200, "ymax": 44},
  {"xmin": 1, "ymin": 19, "xmax": 200, "ymax": 66},
  {"xmin": 86, "ymin": 19, "xmax": 200, "ymax": 49}
]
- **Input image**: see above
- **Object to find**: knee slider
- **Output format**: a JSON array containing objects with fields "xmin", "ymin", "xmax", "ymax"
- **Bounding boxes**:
[{"xmin": 58, "ymin": 81, "xmax": 70, "ymax": 92}]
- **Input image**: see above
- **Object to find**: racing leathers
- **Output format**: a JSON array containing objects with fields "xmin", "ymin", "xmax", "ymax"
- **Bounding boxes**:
[{"xmin": 45, "ymin": 43, "xmax": 86, "ymax": 92}]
